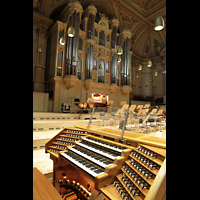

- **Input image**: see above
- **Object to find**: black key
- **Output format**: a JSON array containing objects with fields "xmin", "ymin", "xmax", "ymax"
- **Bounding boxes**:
[
  {"xmin": 78, "ymin": 160, "xmax": 85, "ymax": 163},
  {"xmin": 94, "ymin": 169, "xmax": 103, "ymax": 174},
  {"xmin": 85, "ymin": 164, "xmax": 92, "ymax": 168},
  {"xmin": 103, "ymin": 161, "xmax": 112, "ymax": 165},
  {"xmin": 82, "ymin": 162, "xmax": 89, "ymax": 166},
  {"xmin": 89, "ymin": 166, "xmax": 97, "ymax": 171},
  {"xmin": 93, "ymin": 156, "xmax": 100, "ymax": 160},
  {"xmin": 99, "ymin": 158, "xmax": 105, "ymax": 162}
]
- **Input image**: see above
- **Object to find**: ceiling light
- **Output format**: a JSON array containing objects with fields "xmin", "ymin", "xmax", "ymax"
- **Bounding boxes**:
[
  {"xmin": 138, "ymin": 64, "xmax": 142, "ymax": 70},
  {"xmin": 72, "ymin": 56, "xmax": 76, "ymax": 65},
  {"xmin": 117, "ymin": 55, "xmax": 121, "ymax": 62},
  {"xmin": 154, "ymin": 16, "xmax": 164, "ymax": 31},
  {"xmin": 67, "ymin": 26, "xmax": 75, "ymax": 37},
  {"xmin": 154, "ymin": 71, "xmax": 158, "ymax": 76},
  {"xmin": 117, "ymin": 46, "xmax": 123, "ymax": 55},
  {"xmin": 147, "ymin": 60, "xmax": 152, "ymax": 67},
  {"xmin": 59, "ymin": 37, "xmax": 65, "ymax": 45},
  {"xmin": 37, "ymin": 47, "xmax": 42, "ymax": 53}
]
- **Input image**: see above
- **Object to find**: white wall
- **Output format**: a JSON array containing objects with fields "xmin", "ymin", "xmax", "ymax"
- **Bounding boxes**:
[{"xmin": 33, "ymin": 92, "xmax": 49, "ymax": 112}]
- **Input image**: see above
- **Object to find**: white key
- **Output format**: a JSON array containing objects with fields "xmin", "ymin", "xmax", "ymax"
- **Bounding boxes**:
[
  {"xmin": 83, "ymin": 138, "xmax": 123, "ymax": 153},
  {"xmin": 70, "ymin": 147, "xmax": 113, "ymax": 168},
  {"xmin": 76, "ymin": 142, "xmax": 119, "ymax": 160},
  {"xmin": 60, "ymin": 152, "xmax": 104, "ymax": 178}
]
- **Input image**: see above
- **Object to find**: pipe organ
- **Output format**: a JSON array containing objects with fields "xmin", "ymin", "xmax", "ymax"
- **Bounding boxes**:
[
  {"xmin": 45, "ymin": 126, "xmax": 166, "ymax": 200},
  {"xmin": 45, "ymin": 2, "xmax": 132, "ymax": 112}
]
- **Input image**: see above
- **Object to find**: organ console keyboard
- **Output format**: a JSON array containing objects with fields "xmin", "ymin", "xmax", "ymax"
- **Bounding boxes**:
[{"xmin": 45, "ymin": 126, "xmax": 166, "ymax": 200}]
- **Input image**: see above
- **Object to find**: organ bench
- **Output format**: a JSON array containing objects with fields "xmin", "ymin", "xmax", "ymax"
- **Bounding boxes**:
[{"xmin": 45, "ymin": 126, "xmax": 166, "ymax": 200}]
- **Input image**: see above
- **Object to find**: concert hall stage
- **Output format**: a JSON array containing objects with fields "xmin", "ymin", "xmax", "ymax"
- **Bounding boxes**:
[{"xmin": 33, "ymin": 112, "xmax": 101, "ymax": 132}]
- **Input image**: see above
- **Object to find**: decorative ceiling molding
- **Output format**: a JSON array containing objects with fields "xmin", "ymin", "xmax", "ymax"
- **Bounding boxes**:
[
  {"xmin": 123, "ymin": 0, "xmax": 166, "ymax": 16},
  {"xmin": 33, "ymin": 0, "xmax": 166, "ymax": 60},
  {"xmin": 119, "ymin": 10, "xmax": 137, "ymax": 30}
]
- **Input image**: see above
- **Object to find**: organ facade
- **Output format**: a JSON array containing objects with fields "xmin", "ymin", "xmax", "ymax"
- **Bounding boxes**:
[
  {"xmin": 44, "ymin": 2, "xmax": 132, "ymax": 112},
  {"xmin": 33, "ymin": 0, "xmax": 166, "ymax": 112}
]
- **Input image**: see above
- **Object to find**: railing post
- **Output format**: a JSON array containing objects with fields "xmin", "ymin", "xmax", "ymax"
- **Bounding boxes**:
[
  {"xmin": 119, "ymin": 107, "xmax": 129, "ymax": 140},
  {"xmin": 87, "ymin": 107, "xmax": 95, "ymax": 131}
]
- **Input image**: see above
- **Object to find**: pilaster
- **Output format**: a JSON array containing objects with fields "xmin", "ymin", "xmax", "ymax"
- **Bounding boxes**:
[{"xmin": 33, "ymin": 12, "xmax": 53, "ymax": 93}]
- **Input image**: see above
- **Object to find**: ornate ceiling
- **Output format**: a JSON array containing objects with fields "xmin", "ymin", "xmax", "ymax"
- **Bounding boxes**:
[{"xmin": 33, "ymin": 0, "xmax": 166, "ymax": 59}]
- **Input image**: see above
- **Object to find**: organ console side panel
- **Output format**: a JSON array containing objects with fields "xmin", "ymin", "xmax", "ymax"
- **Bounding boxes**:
[
  {"xmin": 45, "ymin": 126, "xmax": 166, "ymax": 200},
  {"xmin": 144, "ymin": 158, "xmax": 166, "ymax": 200}
]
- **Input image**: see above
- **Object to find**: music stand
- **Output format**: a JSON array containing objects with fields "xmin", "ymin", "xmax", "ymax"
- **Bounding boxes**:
[
  {"xmin": 130, "ymin": 104, "xmax": 136, "ymax": 110},
  {"xmin": 115, "ymin": 109, "xmax": 123, "ymax": 127},
  {"xmin": 121, "ymin": 104, "xmax": 129, "ymax": 116},
  {"xmin": 129, "ymin": 106, "xmax": 135, "ymax": 128},
  {"xmin": 143, "ymin": 104, "xmax": 150, "ymax": 109},
  {"xmin": 120, "ymin": 101, "xmax": 127, "ymax": 106},
  {"xmin": 107, "ymin": 100, "xmax": 113, "ymax": 106},
  {"xmin": 107, "ymin": 100, "xmax": 113, "ymax": 113},
  {"xmin": 136, "ymin": 105, "xmax": 143, "ymax": 110}
]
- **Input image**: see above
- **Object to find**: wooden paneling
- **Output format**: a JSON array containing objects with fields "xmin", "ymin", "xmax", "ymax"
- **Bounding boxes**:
[{"xmin": 33, "ymin": 167, "xmax": 62, "ymax": 200}]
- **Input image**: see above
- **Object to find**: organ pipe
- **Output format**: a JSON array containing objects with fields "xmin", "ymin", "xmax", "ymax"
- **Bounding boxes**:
[
  {"xmin": 65, "ymin": 12, "xmax": 80, "ymax": 75},
  {"xmin": 121, "ymin": 38, "xmax": 130, "ymax": 85}
]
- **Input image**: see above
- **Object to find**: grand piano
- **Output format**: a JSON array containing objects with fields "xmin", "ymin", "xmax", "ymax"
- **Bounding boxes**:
[{"xmin": 45, "ymin": 126, "xmax": 166, "ymax": 200}]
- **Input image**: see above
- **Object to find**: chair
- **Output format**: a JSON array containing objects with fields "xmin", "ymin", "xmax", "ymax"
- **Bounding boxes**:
[
  {"xmin": 121, "ymin": 104, "xmax": 129, "ymax": 112},
  {"xmin": 99, "ymin": 111, "xmax": 110, "ymax": 126},
  {"xmin": 136, "ymin": 105, "xmax": 143, "ymax": 110},
  {"xmin": 149, "ymin": 108, "xmax": 157, "ymax": 117},
  {"xmin": 127, "ymin": 105, "xmax": 136, "ymax": 127},
  {"xmin": 143, "ymin": 104, "xmax": 150, "ymax": 109},
  {"xmin": 115, "ymin": 109, "xmax": 123, "ymax": 127},
  {"xmin": 99, "ymin": 112, "xmax": 105, "ymax": 126},
  {"xmin": 130, "ymin": 104, "xmax": 136, "ymax": 111},
  {"xmin": 110, "ymin": 112, "xmax": 116, "ymax": 126},
  {"xmin": 157, "ymin": 109, "xmax": 163, "ymax": 116},
  {"xmin": 120, "ymin": 101, "xmax": 127, "ymax": 107}
]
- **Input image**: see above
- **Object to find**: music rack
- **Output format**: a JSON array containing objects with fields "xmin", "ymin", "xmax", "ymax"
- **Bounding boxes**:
[{"xmin": 45, "ymin": 127, "xmax": 166, "ymax": 200}]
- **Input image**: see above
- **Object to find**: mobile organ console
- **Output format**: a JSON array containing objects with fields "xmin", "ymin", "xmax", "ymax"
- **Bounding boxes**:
[{"xmin": 45, "ymin": 127, "xmax": 166, "ymax": 200}]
